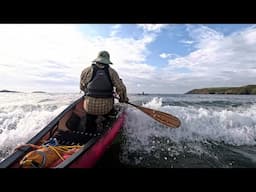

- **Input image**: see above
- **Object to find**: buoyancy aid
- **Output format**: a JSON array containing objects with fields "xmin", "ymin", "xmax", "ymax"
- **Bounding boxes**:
[{"xmin": 86, "ymin": 64, "xmax": 113, "ymax": 98}]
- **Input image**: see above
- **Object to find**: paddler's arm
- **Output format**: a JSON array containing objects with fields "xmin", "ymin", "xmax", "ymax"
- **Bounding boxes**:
[
  {"xmin": 80, "ymin": 67, "xmax": 92, "ymax": 94},
  {"xmin": 109, "ymin": 68, "xmax": 129, "ymax": 103}
]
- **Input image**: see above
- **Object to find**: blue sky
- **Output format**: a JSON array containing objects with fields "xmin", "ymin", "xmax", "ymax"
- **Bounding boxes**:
[{"xmin": 0, "ymin": 24, "xmax": 255, "ymax": 93}]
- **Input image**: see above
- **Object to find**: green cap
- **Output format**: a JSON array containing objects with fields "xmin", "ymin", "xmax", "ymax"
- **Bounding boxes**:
[{"xmin": 93, "ymin": 50, "xmax": 113, "ymax": 64}]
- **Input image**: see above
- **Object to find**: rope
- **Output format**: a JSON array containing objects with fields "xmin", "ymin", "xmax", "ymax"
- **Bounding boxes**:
[
  {"xmin": 19, "ymin": 144, "xmax": 83, "ymax": 168},
  {"xmin": 48, "ymin": 146, "xmax": 65, "ymax": 161},
  {"xmin": 48, "ymin": 145, "xmax": 82, "ymax": 161}
]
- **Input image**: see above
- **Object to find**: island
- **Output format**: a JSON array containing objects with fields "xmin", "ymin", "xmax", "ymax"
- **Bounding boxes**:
[
  {"xmin": 186, "ymin": 85, "xmax": 256, "ymax": 95},
  {"xmin": 0, "ymin": 89, "xmax": 20, "ymax": 93},
  {"xmin": 32, "ymin": 91, "xmax": 47, "ymax": 93},
  {"xmin": 137, "ymin": 91, "xmax": 149, "ymax": 95}
]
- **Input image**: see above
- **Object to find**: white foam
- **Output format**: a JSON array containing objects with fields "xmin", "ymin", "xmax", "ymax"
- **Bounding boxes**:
[
  {"xmin": 0, "ymin": 93, "xmax": 82, "ymax": 160},
  {"xmin": 122, "ymin": 97, "xmax": 256, "ymax": 156},
  {"xmin": 142, "ymin": 97, "xmax": 163, "ymax": 110},
  {"xmin": 1, "ymin": 94, "xmax": 256, "ymax": 161}
]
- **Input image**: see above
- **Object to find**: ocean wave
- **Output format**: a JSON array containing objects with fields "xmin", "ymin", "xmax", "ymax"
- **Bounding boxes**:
[{"xmin": 123, "ymin": 97, "xmax": 256, "ymax": 148}]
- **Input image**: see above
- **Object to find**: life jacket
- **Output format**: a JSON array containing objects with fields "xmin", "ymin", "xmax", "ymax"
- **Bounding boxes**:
[{"xmin": 86, "ymin": 64, "xmax": 113, "ymax": 98}]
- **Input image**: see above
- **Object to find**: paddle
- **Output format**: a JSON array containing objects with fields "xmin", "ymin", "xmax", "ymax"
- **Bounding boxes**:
[{"xmin": 125, "ymin": 101, "xmax": 181, "ymax": 128}]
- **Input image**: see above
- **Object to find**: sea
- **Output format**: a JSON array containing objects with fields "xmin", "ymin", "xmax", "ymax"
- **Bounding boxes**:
[{"xmin": 1, "ymin": 92, "xmax": 256, "ymax": 168}]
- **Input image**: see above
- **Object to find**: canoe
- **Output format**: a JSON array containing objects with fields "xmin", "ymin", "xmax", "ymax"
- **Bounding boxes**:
[{"xmin": 0, "ymin": 96, "xmax": 126, "ymax": 168}]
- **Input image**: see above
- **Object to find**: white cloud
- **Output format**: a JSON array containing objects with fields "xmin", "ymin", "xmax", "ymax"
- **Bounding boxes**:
[
  {"xmin": 0, "ymin": 24, "xmax": 94, "ymax": 92},
  {"xmin": 161, "ymin": 25, "xmax": 256, "ymax": 93},
  {"xmin": 160, "ymin": 53, "xmax": 170, "ymax": 59},
  {"xmin": 160, "ymin": 53, "xmax": 179, "ymax": 59},
  {"xmin": 121, "ymin": 24, "xmax": 256, "ymax": 94},
  {"xmin": 186, "ymin": 24, "xmax": 224, "ymax": 49},
  {"xmin": 0, "ymin": 24, "xmax": 156, "ymax": 93},
  {"xmin": 110, "ymin": 24, "xmax": 121, "ymax": 37},
  {"xmin": 180, "ymin": 40, "xmax": 194, "ymax": 44},
  {"xmin": 1, "ymin": 24, "xmax": 255, "ymax": 94},
  {"xmin": 137, "ymin": 24, "xmax": 169, "ymax": 33}
]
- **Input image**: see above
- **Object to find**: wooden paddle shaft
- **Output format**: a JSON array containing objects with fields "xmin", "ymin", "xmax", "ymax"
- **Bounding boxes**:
[{"xmin": 126, "ymin": 102, "xmax": 181, "ymax": 128}]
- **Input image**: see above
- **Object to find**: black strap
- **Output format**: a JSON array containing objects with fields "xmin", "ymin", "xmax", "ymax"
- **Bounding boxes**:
[
  {"xmin": 89, "ymin": 64, "xmax": 98, "ymax": 82},
  {"xmin": 103, "ymin": 65, "xmax": 113, "ymax": 88}
]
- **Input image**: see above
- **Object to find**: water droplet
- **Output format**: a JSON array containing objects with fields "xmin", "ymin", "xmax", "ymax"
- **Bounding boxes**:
[{"xmin": 164, "ymin": 157, "xmax": 168, "ymax": 160}]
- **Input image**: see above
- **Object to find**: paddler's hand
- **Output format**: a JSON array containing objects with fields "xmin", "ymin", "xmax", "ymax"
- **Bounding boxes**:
[{"xmin": 119, "ymin": 96, "xmax": 129, "ymax": 103}]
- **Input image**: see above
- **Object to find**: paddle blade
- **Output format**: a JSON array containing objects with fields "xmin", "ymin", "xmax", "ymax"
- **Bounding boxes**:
[{"xmin": 135, "ymin": 105, "xmax": 181, "ymax": 128}]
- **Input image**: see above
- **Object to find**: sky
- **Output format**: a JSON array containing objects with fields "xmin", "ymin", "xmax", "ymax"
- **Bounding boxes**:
[{"xmin": 0, "ymin": 24, "xmax": 256, "ymax": 94}]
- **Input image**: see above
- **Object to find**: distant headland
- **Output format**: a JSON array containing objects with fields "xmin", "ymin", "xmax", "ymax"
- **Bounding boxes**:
[
  {"xmin": 32, "ymin": 91, "xmax": 47, "ymax": 93},
  {"xmin": 186, "ymin": 85, "xmax": 256, "ymax": 95},
  {"xmin": 0, "ymin": 89, "xmax": 20, "ymax": 93},
  {"xmin": 0, "ymin": 90, "xmax": 47, "ymax": 93},
  {"xmin": 136, "ymin": 91, "xmax": 149, "ymax": 96}
]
